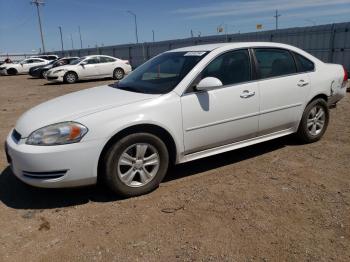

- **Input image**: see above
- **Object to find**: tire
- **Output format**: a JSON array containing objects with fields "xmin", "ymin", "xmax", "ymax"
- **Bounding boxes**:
[
  {"xmin": 7, "ymin": 68, "xmax": 17, "ymax": 75},
  {"xmin": 63, "ymin": 71, "xmax": 78, "ymax": 84},
  {"xmin": 40, "ymin": 69, "xmax": 48, "ymax": 79},
  {"xmin": 296, "ymin": 98, "xmax": 329, "ymax": 143},
  {"xmin": 103, "ymin": 133, "xmax": 169, "ymax": 197},
  {"xmin": 113, "ymin": 68, "xmax": 125, "ymax": 80}
]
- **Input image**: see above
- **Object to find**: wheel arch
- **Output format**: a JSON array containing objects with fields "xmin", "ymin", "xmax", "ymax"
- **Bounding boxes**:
[
  {"xmin": 64, "ymin": 70, "xmax": 79, "ymax": 79},
  {"xmin": 97, "ymin": 123, "xmax": 178, "ymax": 181},
  {"xmin": 308, "ymin": 93, "xmax": 328, "ymax": 104},
  {"xmin": 7, "ymin": 68, "xmax": 18, "ymax": 75}
]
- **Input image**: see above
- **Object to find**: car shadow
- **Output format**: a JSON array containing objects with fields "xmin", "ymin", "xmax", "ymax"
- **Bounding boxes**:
[{"xmin": 0, "ymin": 136, "xmax": 300, "ymax": 210}]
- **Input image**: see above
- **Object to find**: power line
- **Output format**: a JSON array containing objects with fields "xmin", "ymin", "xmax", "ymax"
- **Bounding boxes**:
[
  {"xmin": 274, "ymin": 9, "xmax": 281, "ymax": 30},
  {"xmin": 31, "ymin": 0, "xmax": 46, "ymax": 54}
]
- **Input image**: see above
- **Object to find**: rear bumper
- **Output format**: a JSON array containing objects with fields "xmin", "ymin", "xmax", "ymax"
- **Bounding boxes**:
[
  {"xmin": 5, "ymin": 130, "xmax": 104, "ymax": 188},
  {"xmin": 328, "ymin": 84, "xmax": 347, "ymax": 107}
]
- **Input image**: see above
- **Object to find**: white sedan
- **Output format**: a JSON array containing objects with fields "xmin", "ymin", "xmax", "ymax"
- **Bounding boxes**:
[
  {"xmin": 5, "ymin": 42, "xmax": 347, "ymax": 197},
  {"xmin": 45, "ymin": 55, "xmax": 132, "ymax": 83},
  {"xmin": 0, "ymin": 58, "xmax": 49, "ymax": 75}
]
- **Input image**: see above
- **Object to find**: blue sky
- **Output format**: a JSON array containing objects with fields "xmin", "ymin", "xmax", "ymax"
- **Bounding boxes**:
[{"xmin": 0, "ymin": 0, "xmax": 349, "ymax": 53}]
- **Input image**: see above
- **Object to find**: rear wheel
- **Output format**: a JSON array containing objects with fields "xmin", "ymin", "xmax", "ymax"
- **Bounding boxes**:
[
  {"xmin": 296, "ymin": 98, "xmax": 329, "ymax": 143},
  {"xmin": 63, "ymin": 72, "xmax": 78, "ymax": 84},
  {"xmin": 113, "ymin": 68, "xmax": 125, "ymax": 80},
  {"xmin": 7, "ymin": 68, "xmax": 17, "ymax": 75},
  {"xmin": 103, "ymin": 133, "xmax": 169, "ymax": 197}
]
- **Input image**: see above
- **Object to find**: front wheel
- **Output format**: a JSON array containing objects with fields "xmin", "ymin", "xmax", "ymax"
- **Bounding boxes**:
[
  {"xmin": 41, "ymin": 69, "xmax": 48, "ymax": 79},
  {"xmin": 113, "ymin": 68, "xmax": 125, "ymax": 80},
  {"xmin": 296, "ymin": 98, "xmax": 329, "ymax": 143},
  {"xmin": 63, "ymin": 72, "xmax": 78, "ymax": 84},
  {"xmin": 103, "ymin": 133, "xmax": 169, "ymax": 197}
]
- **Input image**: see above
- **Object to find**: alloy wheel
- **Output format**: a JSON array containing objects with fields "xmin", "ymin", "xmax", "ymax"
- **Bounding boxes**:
[{"xmin": 117, "ymin": 143, "xmax": 160, "ymax": 187}]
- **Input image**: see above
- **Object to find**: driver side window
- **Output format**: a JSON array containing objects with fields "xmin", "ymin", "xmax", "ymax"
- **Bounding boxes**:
[
  {"xmin": 85, "ymin": 57, "xmax": 100, "ymax": 64},
  {"xmin": 197, "ymin": 49, "xmax": 251, "ymax": 88}
]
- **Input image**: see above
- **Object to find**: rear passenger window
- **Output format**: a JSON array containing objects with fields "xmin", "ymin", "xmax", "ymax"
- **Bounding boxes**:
[
  {"xmin": 294, "ymin": 53, "xmax": 314, "ymax": 72},
  {"xmin": 200, "ymin": 49, "xmax": 251, "ymax": 86},
  {"xmin": 100, "ymin": 56, "xmax": 116, "ymax": 63},
  {"xmin": 254, "ymin": 48, "xmax": 296, "ymax": 79}
]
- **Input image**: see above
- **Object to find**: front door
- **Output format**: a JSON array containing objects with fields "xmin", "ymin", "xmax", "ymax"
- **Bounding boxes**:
[
  {"xmin": 79, "ymin": 56, "xmax": 101, "ymax": 79},
  {"xmin": 181, "ymin": 49, "xmax": 260, "ymax": 154}
]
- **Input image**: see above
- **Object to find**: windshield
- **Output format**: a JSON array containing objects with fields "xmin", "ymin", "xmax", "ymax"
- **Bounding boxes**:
[
  {"xmin": 115, "ymin": 51, "xmax": 208, "ymax": 94},
  {"xmin": 69, "ymin": 57, "xmax": 84, "ymax": 65}
]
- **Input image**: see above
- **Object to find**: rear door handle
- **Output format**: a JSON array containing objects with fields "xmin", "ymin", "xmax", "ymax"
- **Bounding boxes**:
[
  {"xmin": 240, "ymin": 90, "xmax": 255, "ymax": 98},
  {"xmin": 297, "ymin": 79, "xmax": 309, "ymax": 87}
]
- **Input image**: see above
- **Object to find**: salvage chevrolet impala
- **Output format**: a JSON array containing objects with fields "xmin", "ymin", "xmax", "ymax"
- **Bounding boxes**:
[{"xmin": 5, "ymin": 42, "xmax": 347, "ymax": 197}]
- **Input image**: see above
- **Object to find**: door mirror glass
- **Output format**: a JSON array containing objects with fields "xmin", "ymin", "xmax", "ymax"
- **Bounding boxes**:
[{"xmin": 196, "ymin": 77, "xmax": 223, "ymax": 91}]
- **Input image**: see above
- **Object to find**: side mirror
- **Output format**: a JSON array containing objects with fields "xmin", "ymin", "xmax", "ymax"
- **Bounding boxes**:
[
  {"xmin": 80, "ymin": 61, "xmax": 87, "ymax": 66},
  {"xmin": 195, "ymin": 77, "xmax": 223, "ymax": 91}
]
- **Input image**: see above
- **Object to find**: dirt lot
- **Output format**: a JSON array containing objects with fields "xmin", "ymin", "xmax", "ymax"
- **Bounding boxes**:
[{"xmin": 0, "ymin": 75, "xmax": 349, "ymax": 261}]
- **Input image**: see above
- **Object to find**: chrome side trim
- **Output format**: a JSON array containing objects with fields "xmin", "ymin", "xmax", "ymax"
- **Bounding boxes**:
[
  {"xmin": 179, "ymin": 128, "xmax": 295, "ymax": 164},
  {"xmin": 186, "ymin": 103, "xmax": 302, "ymax": 132},
  {"xmin": 186, "ymin": 111, "xmax": 259, "ymax": 132},
  {"xmin": 260, "ymin": 103, "xmax": 302, "ymax": 115}
]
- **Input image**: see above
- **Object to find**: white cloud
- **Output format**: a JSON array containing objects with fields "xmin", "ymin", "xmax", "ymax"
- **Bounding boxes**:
[{"xmin": 174, "ymin": 0, "xmax": 350, "ymax": 19}]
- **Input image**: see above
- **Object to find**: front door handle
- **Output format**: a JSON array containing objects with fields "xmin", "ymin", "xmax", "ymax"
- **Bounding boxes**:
[
  {"xmin": 297, "ymin": 79, "xmax": 309, "ymax": 87},
  {"xmin": 240, "ymin": 90, "xmax": 255, "ymax": 98}
]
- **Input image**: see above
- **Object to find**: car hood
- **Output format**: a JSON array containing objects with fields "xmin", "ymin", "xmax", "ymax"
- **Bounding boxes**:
[
  {"xmin": 15, "ymin": 85, "xmax": 160, "ymax": 137},
  {"xmin": 48, "ymin": 64, "xmax": 76, "ymax": 73},
  {"xmin": 0, "ymin": 63, "xmax": 18, "ymax": 69}
]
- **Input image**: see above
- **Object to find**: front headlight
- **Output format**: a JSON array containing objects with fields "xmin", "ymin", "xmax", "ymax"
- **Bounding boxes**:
[
  {"xmin": 53, "ymin": 69, "xmax": 66, "ymax": 74},
  {"xmin": 26, "ymin": 122, "xmax": 88, "ymax": 146}
]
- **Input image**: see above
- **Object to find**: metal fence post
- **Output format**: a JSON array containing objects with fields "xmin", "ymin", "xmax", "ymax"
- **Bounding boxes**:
[{"xmin": 328, "ymin": 23, "xmax": 336, "ymax": 63}]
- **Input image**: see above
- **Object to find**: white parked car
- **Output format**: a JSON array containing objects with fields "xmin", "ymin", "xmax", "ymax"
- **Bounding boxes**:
[
  {"xmin": 45, "ymin": 55, "xmax": 132, "ymax": 83},
  {"xmin": 0, "ymin": 58, "xmax": 49, "ymax": 75},
  {"xmin": 5, "ymin": 42, "xmax": 347, "ymax": 197}
]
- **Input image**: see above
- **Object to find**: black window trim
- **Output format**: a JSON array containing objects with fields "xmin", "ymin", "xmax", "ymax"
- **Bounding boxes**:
[
  {"xmin": 251, "ymin": 47, "xmax": 316, "ymax": 81},
  {"xmin": 183, "ymin": 48, "xmax": 255, "ymax": 95},
  {"xmin": 291, "ymin": 51, "xmax": 315, "ymax": 74}
]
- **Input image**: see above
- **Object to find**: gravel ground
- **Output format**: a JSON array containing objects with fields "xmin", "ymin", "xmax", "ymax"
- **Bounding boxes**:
[{"xmin": 0, "ymin": 75, "xmax": 349, "ymax": 262}]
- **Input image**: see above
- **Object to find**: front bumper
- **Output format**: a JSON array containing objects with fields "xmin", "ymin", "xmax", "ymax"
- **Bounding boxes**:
[
  {"xmin": 46, "ymin": 71, "xmax": 65, "ymax": 82},
  {"xmin": 5, "ymin": 130, "xmax": 104, "ymax": 188},
  {"xmin": 0, "ymin": 69, "xmax": 7, "ymax": 75}
]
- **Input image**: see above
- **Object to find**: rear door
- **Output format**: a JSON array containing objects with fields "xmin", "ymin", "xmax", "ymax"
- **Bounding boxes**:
[{"xmin": 253, "ymin": 48, "xmax": 311, "ymax": 135}]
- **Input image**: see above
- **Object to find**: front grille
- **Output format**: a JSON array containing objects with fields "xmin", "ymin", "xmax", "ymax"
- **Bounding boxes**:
[
  {"xmin": 11, "ymin": 129, "xmax": 22, "ymax": 143},
  {"xmin": 22, "ymin": 170, "xmax": 68, "ymax": 179}
]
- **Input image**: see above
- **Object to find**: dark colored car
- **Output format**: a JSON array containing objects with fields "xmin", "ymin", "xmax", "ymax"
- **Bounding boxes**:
[{"xmin": 29, "ymin": 57, "xmax": 79, "ymax": 78}]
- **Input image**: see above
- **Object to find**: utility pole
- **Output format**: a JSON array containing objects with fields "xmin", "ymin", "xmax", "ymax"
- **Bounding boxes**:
[
  {"xmin": 152, "ymin": 30, "xmax": 155, "ymax": 42},
  {"xmin": 274, "ymin": 9, "xmax": 281, "ymax": 30},
  {"xmin": 70, "ymin": 34, "xmax": 74, "ymax": 50},
  {"xmin": 127, "ymin": 11, "xmax": 139, "ymax": 43},
  {"xmin": 31, "ymin": 0, "xmax": 46, "ymax": 54},
  {"xmin": 58, "ymin": 26, "xmax": 64, "ymax": 54},
  {"xmin": 78, "ymin": 26, "xmax": 83, "ymax": 49}
]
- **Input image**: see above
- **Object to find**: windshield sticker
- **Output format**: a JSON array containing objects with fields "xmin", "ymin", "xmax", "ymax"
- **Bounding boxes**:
[{"xmin": 184, "ymin": 51, "xmax": 206, "ymax": 56}]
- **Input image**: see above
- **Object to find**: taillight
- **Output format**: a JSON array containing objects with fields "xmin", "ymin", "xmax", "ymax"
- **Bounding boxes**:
[{"xmin": 343, "ymin": 66, "xmax": 348, "ymax": 82}]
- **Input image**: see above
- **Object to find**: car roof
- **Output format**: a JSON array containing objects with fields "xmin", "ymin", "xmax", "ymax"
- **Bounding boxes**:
[{"xmin": 168, "ymin": 42, "xmax": 300, "ymax": 52}]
